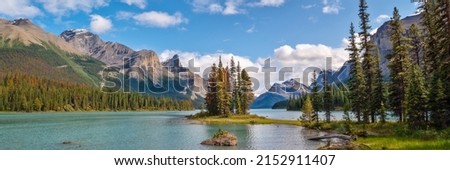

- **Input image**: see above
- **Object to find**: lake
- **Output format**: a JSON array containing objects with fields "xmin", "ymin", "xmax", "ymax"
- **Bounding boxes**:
[{"xmin": 0, "ymin": 109, "xmax": 331, "ymax": 150}]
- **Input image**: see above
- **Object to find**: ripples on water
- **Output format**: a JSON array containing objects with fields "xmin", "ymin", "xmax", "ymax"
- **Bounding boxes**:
[{"xmin": 0, "ymin": 110, "xmax": 327, "ymax": 150}]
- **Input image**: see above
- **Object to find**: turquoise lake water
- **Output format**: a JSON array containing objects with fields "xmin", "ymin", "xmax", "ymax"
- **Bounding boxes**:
[{"xmin": 0, "ymin": 109, "xmax": 330, "ymax": 150}]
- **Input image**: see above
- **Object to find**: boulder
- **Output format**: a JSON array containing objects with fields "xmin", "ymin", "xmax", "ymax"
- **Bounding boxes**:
[{"xmin": 201, "ymin": 129, "xmax": 238, "ymax": 146}]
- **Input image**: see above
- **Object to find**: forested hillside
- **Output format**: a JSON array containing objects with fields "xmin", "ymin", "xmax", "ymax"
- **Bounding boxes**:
[{"xmin": 0, "ymin": 73, "xmax": 194, "ymax": 112}]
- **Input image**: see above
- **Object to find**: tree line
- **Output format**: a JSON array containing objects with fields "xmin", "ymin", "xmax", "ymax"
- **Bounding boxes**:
[
  {"xmin": 285, "ymin": 84, "xmax": 350, "ymax": 112},
  {"xmin": 0, "ymin": 73, "xmax": 194, "ymax": 112},
  {"xmin": 300, "ymin": 0, "xmax": 449, "ymax": 130},
  {"xmin": 204, "ymin": 57, "xmax": 254, "ymax": 116}
]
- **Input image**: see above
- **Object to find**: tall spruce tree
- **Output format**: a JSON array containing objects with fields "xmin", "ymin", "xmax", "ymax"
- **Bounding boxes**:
[
  {"xmin": 421, "ymin": 0, "xmax": 450, "ymax": 128},
  {"xmin": 235, "ymin": 62, "xmax": 243, "ymax": 114},
  {"xmin": 373, "ymin": 49, "xmax": 384, "ymax": 123},
  {"xmin": 205, "ymin": 63, "xmax": 219, "ymax": 115},
  {"xmin": 230, "ymin": 57, "xmax": 237, "ymax": 114},
  {"xmin": 388, "ymin": 7, "xmax": 412, "ymax": 123},
  {"xmin": 346, "ymin": 22, "xmax": 365, "ymax": 123},
  {"xmin": 421, "ymin": 1, "xmax": 440, "ymax": 77},
  {"xmin": 240, "ymin": 69, "xmax": 254, "ymax": 115},
  {"xmin": 407, "ymin": 65, "xmax": 428, "ymax": 129},
  {"xmin": 358, "ymin": 0, "xmax": 377, "ymax": 124},
  {"xmin": 429, "ymin": 74, "xmax": 447, "ymax": 129},
  {"xmin": 436, "ymin": 0, "xmax": 450, "ymax": 128},
  {"xmin": 217, "ymin": 65, "xmax": 226, "ymax": 115},
  {"xmin": 408, "ymin": 24, "xmax": 423, "ymax": 67}
]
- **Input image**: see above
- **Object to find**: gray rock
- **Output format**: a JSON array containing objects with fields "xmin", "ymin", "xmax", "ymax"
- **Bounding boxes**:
[{"xmin": 201, "ymin": 131, "xmax": 238, "ymax": 146}]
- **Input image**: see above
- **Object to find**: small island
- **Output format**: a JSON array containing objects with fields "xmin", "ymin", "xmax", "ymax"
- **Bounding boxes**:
[{"xmin": 201, "ymin": 129, "xmax": 238, "ymax": 146}]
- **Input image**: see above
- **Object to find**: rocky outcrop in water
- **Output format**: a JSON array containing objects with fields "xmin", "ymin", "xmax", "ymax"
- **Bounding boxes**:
[{"xmin": 201, "ymin": 129, "xmax": 238, "ymax": 146}]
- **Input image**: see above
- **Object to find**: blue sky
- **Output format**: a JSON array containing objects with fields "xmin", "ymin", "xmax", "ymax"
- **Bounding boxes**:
[
  {"xmin": 0, "ymin": 0, "xmax": 419, "ymax": 92},
  {"xmin": 1, "ymin": 0, "xmax": 418, "ymax": 60}
]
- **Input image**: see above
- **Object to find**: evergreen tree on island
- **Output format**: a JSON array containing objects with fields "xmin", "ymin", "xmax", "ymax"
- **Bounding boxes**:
[{"xmin": 205, "ymin": 58, "xmax": 254, "ymax": 116}]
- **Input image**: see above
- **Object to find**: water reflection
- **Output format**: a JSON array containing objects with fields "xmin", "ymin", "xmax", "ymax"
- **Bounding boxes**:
[{"xmin": 0, "ymin": 110, "xmax": 327, "ymax": 150}]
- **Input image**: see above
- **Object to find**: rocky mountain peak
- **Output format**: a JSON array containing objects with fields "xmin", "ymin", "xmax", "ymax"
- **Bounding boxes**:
[
  {"xmin": 0, "ymin": 18, "xmax": 82, "ymax": 55},
  {"xmin": 60, "ymin": 29, "xmax": 94, "ymax": 42},
  {"xmin": 60, "ymin": 29, "xmax": 105, "ymax": 56},
  {"xmin": 162, "ymin": 54, "xmax": 189, "ymax": 73},
  {"xmin": 269, "ymin": 79, "xmax": 309, "ymax": 94},
  {"xmin": 10, "ymin": 18, "xmax": 33, "ymax": 26}
]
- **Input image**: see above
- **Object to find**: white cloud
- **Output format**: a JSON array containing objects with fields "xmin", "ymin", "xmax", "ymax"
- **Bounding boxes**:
[
  {"xmin": 120, "ymin": 0, "xmax": 147, "ymax": 9},
  {"xmin": 159, "ymin": 39, "xmax": 350, "ymax": 94},
  {"xmin": 246, "ymin": 25, "xmax": 256, "ymax": 33},
  {"xmin": 208, "ymin": 3, "xmax": 224, "ymax": 13},
  {"xmin": 274, "ymin": 43, "xmax": 348, "ymax": 71},
  {"xmin": 0, "ymin": 0, "xmax": 41, "ymax": 18},
  {"xmin": 322, "ymin": 0, "xmax": 341, "ymax": 14},
  {"xmin": 116, "ymin": 11, "xmax": 134, "ymax": 20},
  {"xmin": 133, "ymin": 11, "xmax": 188, "ymax": 28},
  {"xmin": 223, "ymin": 0, "xmax": 243, "ymax": 15},
  {"xmin": 252, "ymin": 0, "xmax": 285, "ymax": 7},
  {"xmin": 37, "ymin": 0, "xmax": 108, "ymax": 16},
  {"xmin": 376, "ymin": 14, "xmax": 390, "ymax": 23},
  {"xmin": 90, "ymin": 14, "xmax": 113, "ymax": 34},
  {"xmin": 190, "ymin": 0, "xmax": 244, "ymax": 15}
]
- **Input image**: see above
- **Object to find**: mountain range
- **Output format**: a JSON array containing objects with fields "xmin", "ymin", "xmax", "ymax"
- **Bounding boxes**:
[{"xmin": 0, "ymin": 18, "xmax": 205, "ymax": 105}]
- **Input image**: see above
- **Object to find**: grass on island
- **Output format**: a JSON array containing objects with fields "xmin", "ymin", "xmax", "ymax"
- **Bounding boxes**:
[
  {"xmin": 187, "ymin": 112, "xmax": 302, "ymax": 126},
  {"xmin": 310, "ymin": 121, "xmax": 450, "ymax": 150}
]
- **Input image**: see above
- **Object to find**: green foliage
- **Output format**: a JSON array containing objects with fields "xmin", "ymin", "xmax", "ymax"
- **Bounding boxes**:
[
  {"xmin": 205, "ymin": 59, "xmax": 254, "ymax": 116},
  {"xmin": 301, "ymin": 95, "xmax": 313, "ymax": 122},
  {"xmin": 240, "ymin": 69, "xmax": 254, "ymax": 114},
  {"xmin": 286, "ymin": 85, "xmax": 349, "ymax": 112},
  {"xmin": 0, "ymin": 42, "xmax": 101, "ymax": 85},
  {"xmin": 213, "ymin": 129, "xmax": 229, "ymax": 138},
  {"xmin": 0, "ymin": 73, "xmax": 194, "ymax": 112},
  {"xmin": 408, "ymin": 24, "xmax": 424, "ymax": 67},
  {"xmin": 429, "ymin": 75, "xmax": 447, "ymax": 129},
  {"xmin": 358, "ymin": 0, "xmax": 382, "ymax": 124},
  {"xmin": 346, "ymin": 22, "xmax": 366, "ymax": 123},
  {"xmin": 387, "ymin": 7, "xmax": 412, "ymax": 123},
  {"xmin": 407, "ymin": 65, "xmax": 429, "ymax": 129}
]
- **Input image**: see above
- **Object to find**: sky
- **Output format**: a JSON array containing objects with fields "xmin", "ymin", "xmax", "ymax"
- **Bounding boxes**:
[{"xmin": 0, "ymin": 0, "xmax": 420, "ymax": 93}]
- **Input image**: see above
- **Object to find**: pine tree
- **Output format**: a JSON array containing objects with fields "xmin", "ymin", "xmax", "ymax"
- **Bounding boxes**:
[
  {"xmin": 408, "ymin": 24, "xmax": 423, "ymax": 67},
  {"xmin": 346, "ymin": 22, "xmax": 366, "ymax": 123},
  {"xmin": 358, "ymin": 0, "xmax": 376, "ymax": 124},
  {"xmin": 373, "ymin": 49, "xmax": 385, "ymax": 123},
  {"xmin": 429, "ymin": 74, "xmax": 446, "ymax": 129},
  {"xmin": 217, "ymin": 62, "xmax": 228, "ymax": 115},
  {"xmin": 240, "ymin": 69, "xmax": 254, "ymax": 115},
  {"xmin": 421, "ymin": 1, "xmax": 440, "ymax": 76},
  {"xmin": 235, "ymin": 62, "xmax": 243, "ymax": 114},
  {"xmin": 302, "ymin": 95, "xmax": 313, "ymax": 123},
  {"xmin": 407, "ymin": 65, "xmax": 428, "ymax": 129},
  {"xmin": 33, "ymin": 98, "xmax": 43, "ymax": 111},
  {"xmin": 388, "ymin": 7, "xmax": 412, "ymax": 123},
  {"xmin": 230, "ymin": 57, "xmax": 237, "ymax": 114},
  {"xmin": 436, "ymin": 0, "xmax": 450, "ymax": 128},
  {"xmin": 205, "ymin": 63, "xmax": 219, "ymax": 115}
]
